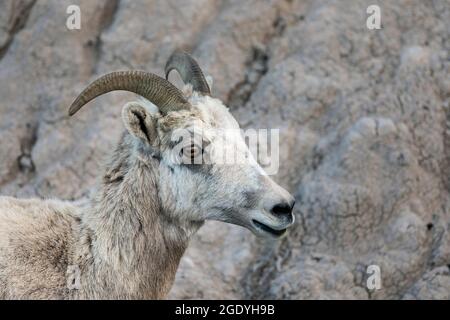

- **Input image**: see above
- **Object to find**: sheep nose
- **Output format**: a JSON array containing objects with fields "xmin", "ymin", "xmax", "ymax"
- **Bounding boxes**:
[{"xmin": 270, "ymin": 200, "xmax": 295, "ymax": 220}]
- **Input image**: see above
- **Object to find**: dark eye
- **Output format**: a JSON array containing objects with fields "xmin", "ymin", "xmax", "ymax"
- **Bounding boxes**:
[{"xmin": 180, "ymin": 143, "xmax": 202, "ymax": 164}]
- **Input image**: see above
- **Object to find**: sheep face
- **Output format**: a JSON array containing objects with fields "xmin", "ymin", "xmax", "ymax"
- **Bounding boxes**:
[{"xmin": 123, "ymin": 93, "xmax": 295, "ymax": 239}]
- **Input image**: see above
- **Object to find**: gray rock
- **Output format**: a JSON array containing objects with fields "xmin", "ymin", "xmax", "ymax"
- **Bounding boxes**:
[{"xmin": 0, "ymin": 0, "xmax": 448, "ymax": 299}]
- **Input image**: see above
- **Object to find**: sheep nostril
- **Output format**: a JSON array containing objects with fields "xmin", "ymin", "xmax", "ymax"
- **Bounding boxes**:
[{"xmin": 271, "ymin": 202, "xmax": 294, "ymax": 217}]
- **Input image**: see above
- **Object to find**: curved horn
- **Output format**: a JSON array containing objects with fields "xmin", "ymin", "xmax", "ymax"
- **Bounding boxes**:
[
  {"xmin": 165, "ymin": 50, "xmax": 211, "ymax": 95},
  {"xmin": 68, "ymin": 71, "xmax": 190, "ymax": 116}
]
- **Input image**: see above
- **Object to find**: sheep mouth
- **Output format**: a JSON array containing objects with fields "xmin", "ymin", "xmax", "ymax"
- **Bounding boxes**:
[{"xmin": 252, "ymin": 220, "xmax": 287, "ymax": 237}]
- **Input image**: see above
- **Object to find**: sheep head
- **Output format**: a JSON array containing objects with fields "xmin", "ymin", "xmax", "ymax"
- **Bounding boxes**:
[{"xmin": 69, "ymin": 51, "xmax": 295, "ymax": 239}]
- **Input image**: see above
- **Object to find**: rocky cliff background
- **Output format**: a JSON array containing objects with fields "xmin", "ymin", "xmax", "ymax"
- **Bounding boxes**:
[{"xmin": 0, "ymin": 0, "xmax": 449, "ymax": 299}]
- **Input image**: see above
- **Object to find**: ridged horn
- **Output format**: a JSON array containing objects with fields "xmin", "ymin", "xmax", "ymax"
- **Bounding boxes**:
[
  {"xmin": 165, "ymin": 50, "xmax": 211, "ymax": 95},
  {"xmin": 68, "ymin": 71, "xmax": 190, "ymax": 116}
]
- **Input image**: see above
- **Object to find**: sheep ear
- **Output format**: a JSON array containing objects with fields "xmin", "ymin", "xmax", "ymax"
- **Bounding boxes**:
[
  {"xmin": 206, "ymin": 75, "xmax": 213, "ymax": 91},
  {"xmin": 122, "ymin": 102, "xmax": 157, "ymax": 145}
]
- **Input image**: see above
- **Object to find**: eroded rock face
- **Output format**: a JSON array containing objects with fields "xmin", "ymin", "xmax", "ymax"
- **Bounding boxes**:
[{"xmin": 0, "ymin": 0, "xmax": 448, "ymax": 299}]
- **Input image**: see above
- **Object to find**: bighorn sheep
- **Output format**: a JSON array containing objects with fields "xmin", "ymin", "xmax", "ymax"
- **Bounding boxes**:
[{"xmin": 0, "ymin": 51, "xmax": 295, "ymax": 299}]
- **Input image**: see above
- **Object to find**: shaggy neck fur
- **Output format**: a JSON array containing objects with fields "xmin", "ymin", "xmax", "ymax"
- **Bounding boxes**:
[{"xmin": 74, "ymin": 132, "xmax": 200, "ymax": 299}]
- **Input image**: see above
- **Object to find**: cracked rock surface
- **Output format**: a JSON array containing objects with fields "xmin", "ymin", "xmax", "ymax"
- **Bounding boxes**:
[{"xmin": 0, "ymin": 0, "xmax": 449, "ymax": 299}]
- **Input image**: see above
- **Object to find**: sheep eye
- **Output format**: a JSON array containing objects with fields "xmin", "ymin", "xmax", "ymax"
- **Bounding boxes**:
[{"xmin": 180, "ymin": 143, "xmax": 202, "ymax": 164}]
